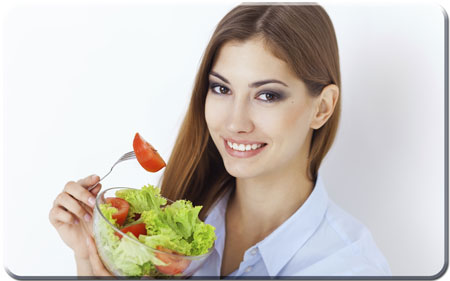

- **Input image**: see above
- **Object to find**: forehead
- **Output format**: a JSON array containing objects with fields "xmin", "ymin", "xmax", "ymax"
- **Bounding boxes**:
[{"xmin": 211, "ymin": 38, "xmax": 299, "ymax": 82}]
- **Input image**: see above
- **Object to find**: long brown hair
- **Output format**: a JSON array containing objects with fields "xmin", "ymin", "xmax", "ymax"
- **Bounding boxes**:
[{"xmin": 160, "ymin": 3, "xmax": 341, "ymax": 220}]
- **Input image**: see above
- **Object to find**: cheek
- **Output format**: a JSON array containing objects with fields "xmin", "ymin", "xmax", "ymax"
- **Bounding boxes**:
[
  {"xmin": 286, "ymin": 104, "xmax": 313, "ymax": 132},
  {"xmin": 205, "ymin": 94, "xmax": 225, "ymax": 134},
  {"xmin": 255, "ymin": 101, "xmax": 312, "ymax": 142}
]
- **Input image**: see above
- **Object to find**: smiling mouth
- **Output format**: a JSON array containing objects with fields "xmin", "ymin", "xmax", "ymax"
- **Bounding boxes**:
[{"xmin": 226, "ymin": 140, "xmax": 268, "ymax": 152}]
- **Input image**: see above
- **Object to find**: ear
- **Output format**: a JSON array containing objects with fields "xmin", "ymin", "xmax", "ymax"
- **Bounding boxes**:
[{"xmin": 310, "ymin": 84, "xmax": 339, "ymax": 130}]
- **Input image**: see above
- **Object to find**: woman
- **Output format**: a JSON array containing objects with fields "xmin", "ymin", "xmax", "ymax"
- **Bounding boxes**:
[{"xmin": 49, "ymin": 3, "xmax": 392, "ymax": 277}]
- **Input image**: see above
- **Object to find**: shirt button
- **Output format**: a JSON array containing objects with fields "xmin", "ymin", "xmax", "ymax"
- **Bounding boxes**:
[
  {"xmin": 250, "ymin": 248, "xmax": 258, "ymax": 256},
  {"xmin": 245, "ymin": 266, "xmax": 252, "ymax": 273}
]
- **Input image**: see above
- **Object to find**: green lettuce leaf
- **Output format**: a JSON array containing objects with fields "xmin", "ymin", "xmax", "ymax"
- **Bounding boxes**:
[
  {"xmin": 94, "ymin": 204, "xmax": 120, "ymax": 273},
  {"xmin": 139, "ymin": 199, "xmax": 216, "ymax": 256},
  {"xmin": 139, "ymin": 227, "xmax": 192, "ymax": 255},
  {"xmin": 160, "ymin": 200, "xmax": 201, "ymax": 240},
  {"xmin": 115, "ymin": 184, "xmax": 167, "ymax": 224},
  {"xmin": 99, "ymin": 203, "xmax": 119, "ymax": 226},
  {"xmin": 140, "ymin": 209, "xmax": 164, "ymax": 235},
  {"xmin": 190, "ymin": 221, "xmax": 216, "ymax": 256}
]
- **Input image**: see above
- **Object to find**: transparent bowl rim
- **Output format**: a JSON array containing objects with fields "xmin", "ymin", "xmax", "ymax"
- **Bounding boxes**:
[{"xmin": 94, "ymin": 186, "xmax": 215, "ymax": 261}]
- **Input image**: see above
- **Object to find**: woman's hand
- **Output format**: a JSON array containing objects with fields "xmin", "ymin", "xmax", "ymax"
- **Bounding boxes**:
[
  {"xmin": 86, "ymin": 235, "xmax": 113, "ymax": 276},
  {"xmin": 49, "ymin": 175, "xmax": 102, "ymax": 261}
]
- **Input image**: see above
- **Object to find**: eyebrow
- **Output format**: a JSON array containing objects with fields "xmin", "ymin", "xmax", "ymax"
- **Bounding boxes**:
[{"xmin": 209, "ymin": 71, "xmax": 288, "ymax": 88}]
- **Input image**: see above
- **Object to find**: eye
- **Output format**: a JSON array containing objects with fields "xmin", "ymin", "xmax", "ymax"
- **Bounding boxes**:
[
  {"xmin": 257, "ymin": 91, "xmax": 281, "ymax": 102},
  {"xmin": 210, "ymin": 83, "xmax": 230, "ymax": 95}
]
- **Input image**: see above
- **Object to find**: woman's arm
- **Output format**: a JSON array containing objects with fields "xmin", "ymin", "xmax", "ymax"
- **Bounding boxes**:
[{"xmin": 75, "ymin": 255, "xmax": 94, "ymax": 276}]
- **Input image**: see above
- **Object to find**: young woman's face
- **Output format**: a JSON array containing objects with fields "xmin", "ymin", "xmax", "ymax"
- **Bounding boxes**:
[{"xmin": 205, "ymin": 38, "xmax": 318, "ymax": 180}]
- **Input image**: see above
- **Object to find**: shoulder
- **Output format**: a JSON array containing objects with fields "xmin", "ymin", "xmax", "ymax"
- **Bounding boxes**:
[
  {"xmin": 325, "ymin": 199, "xmax": 370, "ymax": 244},
  {"xmin": 325, "ymin": 200, "xmax": 392, "ymax": 275},
  {"xmin": 282, "ymin": 199, "xmax": 392, "ymax": 276}
]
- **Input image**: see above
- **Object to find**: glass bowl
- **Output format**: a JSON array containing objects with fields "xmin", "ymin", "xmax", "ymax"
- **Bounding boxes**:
[{"xmin": 92, "ymin": 187, "xmax": 214, "ymax": 277}]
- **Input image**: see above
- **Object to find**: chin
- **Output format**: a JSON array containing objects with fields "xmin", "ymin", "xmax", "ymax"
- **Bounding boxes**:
[{"xmin": 223, "ymin": 163, "xmax": 260, "ymax": 179}]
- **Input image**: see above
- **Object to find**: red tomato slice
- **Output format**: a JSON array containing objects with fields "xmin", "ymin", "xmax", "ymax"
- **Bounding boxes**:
[
  {"xmin": 115, "ymin": 223, "xmax": 147, "ymax": 239},
  {"xmin": 155, "ymin": 246, "xmax": 191, "ymax": 275},
  {"xmin": 105, "ymin": 197, "xmax": 129, "ymax": 226},
  {"xmin": 133, "ymin": 132, "xmax": 166, "ymax": 172}
]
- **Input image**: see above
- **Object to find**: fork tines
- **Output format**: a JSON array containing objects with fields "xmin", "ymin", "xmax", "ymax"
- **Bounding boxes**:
[{"xmin": 120, "ymin": 151, "xmax": 136, "ymax": 160}]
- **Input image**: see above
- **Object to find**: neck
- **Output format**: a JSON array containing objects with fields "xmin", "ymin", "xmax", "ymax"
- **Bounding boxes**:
[{"xmin": 227, "ymin": 165, "xmax": 314, "ymax": 240}]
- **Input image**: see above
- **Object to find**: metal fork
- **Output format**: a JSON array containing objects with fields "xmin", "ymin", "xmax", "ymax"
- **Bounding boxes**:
[{"xmin": 87, "ymin": 151, "xmax": 136, "ymax": 191}]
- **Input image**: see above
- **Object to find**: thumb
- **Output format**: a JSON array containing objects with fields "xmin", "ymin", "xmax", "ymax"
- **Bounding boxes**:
[
  {"xmin": 77, "ymin": 174, "xmax": 100, "ymax": 188},
  {"xmin": 86, "ymin": 235, "xmax": 112, "ymax": 276}
]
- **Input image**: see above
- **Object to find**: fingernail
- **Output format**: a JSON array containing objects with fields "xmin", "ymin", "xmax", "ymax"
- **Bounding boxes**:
[
  {"xmin": 91, "ymin": 174, "xmax": 98, "ymax": 181},
  {"xmin": 74, "ymin": 218, "xmax": 79, "ymax": 225},
  {"xmin": 84, "ymin": 213, "xmax": 91, "ymax": 222},
  {"xmin": 86, "ymin": 237, "xmax": 91, "ymax": 246},
  {"xmin": 88, "ymin": 197, "xmax": 96, "ymax": 207}
]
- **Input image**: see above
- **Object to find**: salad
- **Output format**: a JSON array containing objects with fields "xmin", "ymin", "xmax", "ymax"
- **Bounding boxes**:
[
  {"xmin": 93, "ymin": 133, "xmax": 216, "ymax": 277},
  {"xmin": 96, "ymin": 184, "xmax": 216, "ymax": 277}
]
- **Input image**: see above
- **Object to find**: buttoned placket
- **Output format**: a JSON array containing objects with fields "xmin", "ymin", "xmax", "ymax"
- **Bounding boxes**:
[{"xmin": 234, "ymin": 247, "xmax": 260, "ymax": 276}]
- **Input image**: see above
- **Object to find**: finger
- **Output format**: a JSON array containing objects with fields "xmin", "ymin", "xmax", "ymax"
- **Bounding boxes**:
[
  {"xmin": 82, "ymin": 183, "xmax": 101, "ymax": 213},
  {"xmin": 84, "ymin": 184, "xmax": 102, "ymax": 215},
  {"xmin": 86, "ymin": 235, "xmax": 113, "ymax": 276},
  {"xmin": 49, "ymin": 205, "xmax": 79, "ymax": 226},
  {"xmin": 78, "ymin": 204, "xmax": 94, "ymax": 235},
  {"xmin": 54, "ymin": 192, "xmax": 93, "ymax": 223},
  {"xmin": 90, "ymin": 183, "xmax": 102, "ymax": 196},
  {"xmin": 78, "ymin": 216, "xmax": 93, "ymax": 238},
  {"xmin": 64, "ymin": 181, "xmax": 97, "ymax": 209},
  {"xmin": 77, "ymin": 174, "xmax": 100, "ymax": 189},
  {"xmin": 80, "ymin": 183, "xmax": 102, "ymax": 215},
  {"xmin": 53, "ymin": 192, "xmax": 68, "ymax": 207}
]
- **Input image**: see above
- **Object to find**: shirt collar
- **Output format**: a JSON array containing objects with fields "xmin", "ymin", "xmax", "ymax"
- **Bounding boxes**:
[
  {"xmin": 204, "ymin": 175, "xmax": 329, "ymax": 277},
  {"xmin": 257, "ymin": 175, "xmax": 329, "ymax": 276},
  {"xmin": 204, "ymin": 189, "xmax": 233, "ymax": 262}
]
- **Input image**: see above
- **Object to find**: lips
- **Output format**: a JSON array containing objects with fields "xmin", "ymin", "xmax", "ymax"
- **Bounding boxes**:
[
  {"xmin": 226, "ymin": 140, "xmax": 265, "ymax": 152},
  {"xmin": 223, "ymin": 138, "xmax": 267, "ymax": 158}
]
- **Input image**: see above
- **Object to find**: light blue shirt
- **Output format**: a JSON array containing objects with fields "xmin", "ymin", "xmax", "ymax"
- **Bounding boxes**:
[{"xmin": 193, "ymin": 176, "xmax": 392, "ymax": 277}]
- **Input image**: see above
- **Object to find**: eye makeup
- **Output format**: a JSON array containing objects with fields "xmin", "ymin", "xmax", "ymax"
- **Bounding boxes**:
[
  {"xmin": 256, "ymin": 91, "xmax": 285, "ymax": 103},
  {"xmin": 209, "ymin": 82, "xmax": 231, "ymax": 95},
  {"xmin": 208, "ymin": 78, "xmax": 288, "ymax": 103}
]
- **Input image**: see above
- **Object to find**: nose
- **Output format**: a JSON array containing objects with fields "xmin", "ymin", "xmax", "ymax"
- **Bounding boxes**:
[{"xmin": 226, "ymin": 95, "xmax": 254, "ymax": 134}]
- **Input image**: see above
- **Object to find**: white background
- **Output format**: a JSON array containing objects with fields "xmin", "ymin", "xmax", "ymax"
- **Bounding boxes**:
[{"xmin": 1, "ymin": 0, "xmax": 448, "ymax": 279}]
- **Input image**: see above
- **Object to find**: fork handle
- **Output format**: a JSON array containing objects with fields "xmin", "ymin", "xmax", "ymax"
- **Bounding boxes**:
[{"xmin": 87, "ymin": 169, "xmax": 112, "ymax": 192}]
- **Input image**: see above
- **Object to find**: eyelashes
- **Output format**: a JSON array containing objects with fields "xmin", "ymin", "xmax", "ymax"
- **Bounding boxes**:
[
  {"xmin": 209, "ymin": 83, "xmax": 230, "ymax": 95},
  {"xmin": 257, "ymin": 92, "xmax": 282, "ymax": 102},
  {"xmin": 208, "ymin": 82, "xmax": 284, "ymax": 103}
]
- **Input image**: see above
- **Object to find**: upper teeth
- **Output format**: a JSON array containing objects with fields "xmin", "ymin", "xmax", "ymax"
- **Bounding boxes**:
[{"xmin": 227, "ymin": 141, "xmax": 263, "ymax": 151}]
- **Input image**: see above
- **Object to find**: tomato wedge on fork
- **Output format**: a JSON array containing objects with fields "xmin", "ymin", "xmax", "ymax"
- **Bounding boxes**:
[{"xmin": 133, "ymin": 133, "xmax": 166, "ymax": 172}]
